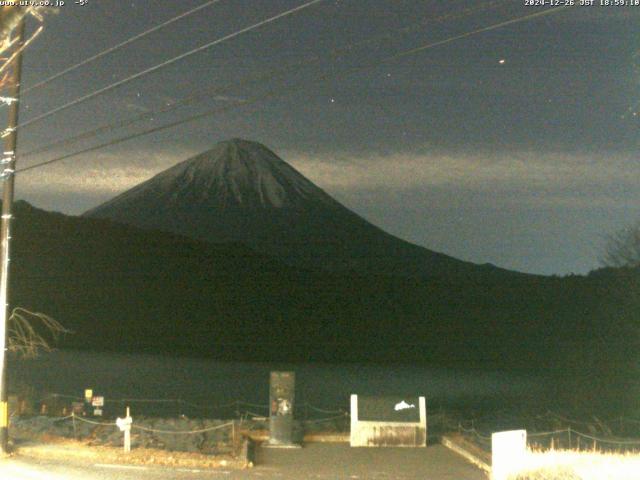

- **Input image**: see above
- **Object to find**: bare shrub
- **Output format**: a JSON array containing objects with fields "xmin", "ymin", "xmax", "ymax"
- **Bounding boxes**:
[
  {"xmin": 601, "ymin": 221, "xmax": 640, "ymax": 268},
  {"xmin": 7, "ymin": 307, "xmax": 70, "ymax": 358}
]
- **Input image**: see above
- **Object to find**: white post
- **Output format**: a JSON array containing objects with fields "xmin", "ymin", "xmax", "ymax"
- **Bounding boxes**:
[
  {"xmin": 418, "ymin": 397, "xmax": 426, "ymax": 426},
  {"xmin": 350, "ymin": 395, "xmax": 358, "ymax": 430},
  {"xmin": 419, "ymin": 396, "xmax": 427, "ymax": 447},
  {"xmin": 349, "ymin": 394, "xmax": 358, "ymax": 447},
  {"xmin": 117, "ymin": 407, "xmax": 133, "ymax": 454},
  {"xmin": 124, "ymin": 406, "xmax": 131, "ymax": 453}
]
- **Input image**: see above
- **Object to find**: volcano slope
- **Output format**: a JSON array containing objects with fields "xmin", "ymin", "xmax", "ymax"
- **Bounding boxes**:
[{"xmin": 84, "ymin": 138, "xmax": 510, "ymax": 279}]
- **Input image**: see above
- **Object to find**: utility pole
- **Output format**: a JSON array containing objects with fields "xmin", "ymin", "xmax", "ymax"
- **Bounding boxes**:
[{"xmin": 0, "ymin": 17, "xmax": 25, "ymax": 454}]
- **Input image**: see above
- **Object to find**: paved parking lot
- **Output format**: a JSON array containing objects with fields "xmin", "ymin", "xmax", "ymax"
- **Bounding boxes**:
[
  {"xmin": 253, "ymin": 443, "xmax": 488, "ymax": 479},
  {"xmin": 2, "ymin": 443, "xmax": 488, "ymax": 479}
]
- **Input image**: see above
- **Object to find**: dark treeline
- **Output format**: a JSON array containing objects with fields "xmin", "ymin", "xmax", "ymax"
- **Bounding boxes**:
[{"xmin": 9, "ymin": 202, "xmax": 639, "ymax": 415}]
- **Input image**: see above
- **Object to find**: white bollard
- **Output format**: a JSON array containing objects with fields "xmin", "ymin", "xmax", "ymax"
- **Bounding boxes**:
[
  {"xmin": 492, "ymin": 429, "xmax": 527, "ymax": 480},
  {"xmin": 116, "ymin": 407, "xmax": 133, "ymax": 453}
]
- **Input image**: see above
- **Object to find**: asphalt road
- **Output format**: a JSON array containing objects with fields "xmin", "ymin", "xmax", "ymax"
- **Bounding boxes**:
[{"xmin": 1, "ymin": 444, "xmax": 488, "ymax": 479}]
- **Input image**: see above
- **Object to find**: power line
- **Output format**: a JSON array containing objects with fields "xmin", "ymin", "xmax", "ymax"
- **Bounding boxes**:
[
  {"xmin": 17, "ymin": 4, "xmax": 570, "ymax": 173},
  {"xmin": 20, "ymin": 0, "xmax": 512, "ymax": 159},
  {"xmin": 19, "ymin": 0, "xmax": 224, "ymax": 97},
  {"xmin": 17, "ymin": 5, "xmax": 572, "ymax": 175},
  {"xmin": 396, "ymin": 5, "xmax": 570, "ymax": 59},
  {"xmin": 10, "ymin": 0, "xmax": 326, "ymax": 133}
]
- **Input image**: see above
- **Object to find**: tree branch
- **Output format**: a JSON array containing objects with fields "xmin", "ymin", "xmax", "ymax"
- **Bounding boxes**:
[{"xmin": 7, "ymin": 307, "xmax": 71, "ymax": 358}]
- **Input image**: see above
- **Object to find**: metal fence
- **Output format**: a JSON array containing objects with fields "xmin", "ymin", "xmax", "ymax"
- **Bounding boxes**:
[{"xmin": 453, "ymin": 410, "xmax": 640, "ymax": 453}]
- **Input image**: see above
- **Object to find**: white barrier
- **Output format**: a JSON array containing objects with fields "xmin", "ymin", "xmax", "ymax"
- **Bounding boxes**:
[
  {"xmin": 492, "ymin": 429, "xmax": 527, "ymax": 480},
  {"xmin": 350, "ymin": 394, "xmax": 426, "ymax": 447}
]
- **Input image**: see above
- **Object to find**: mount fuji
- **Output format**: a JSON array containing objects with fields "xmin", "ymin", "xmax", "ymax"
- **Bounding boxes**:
[{"xmin": 84, "ymin": 139, "xmax": 507, "ymax": 277}]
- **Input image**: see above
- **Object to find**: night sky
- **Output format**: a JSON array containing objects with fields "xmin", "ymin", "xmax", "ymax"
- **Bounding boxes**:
[{"xmin": 10, "ymin": 0, "xmax": 640, "ymax": 275}]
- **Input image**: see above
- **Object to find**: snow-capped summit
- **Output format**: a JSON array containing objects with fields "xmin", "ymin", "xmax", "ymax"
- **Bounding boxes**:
[
  {"xmin": 149, "ymin": 138, "xmax": 336, "ymax": 209},
  {"xmin": 88, "ymin": 139, "xmax": 335, "ymax": 213},
  {"xmin": 84, "ymin": 139, "xmax": 491, "ymax": 277}
]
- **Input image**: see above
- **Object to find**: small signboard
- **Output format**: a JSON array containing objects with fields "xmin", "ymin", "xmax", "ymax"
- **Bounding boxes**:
[
  {"xmin": 358, "ymin": 396, "xmax": 421, "ymax": 423},
  {"xmin": 93, "ymin": 408, "xmax": 103, "ymax": 417},
  {"xmin": 71, "ymin": 402, "xmax": 85, "ymax": 415},
  {"xmin": 91, "ymin": 396, "xmax": 104, "ymax": 407},
  {"xmin": 84, "ymin": 389, "xmax": 93, "ymax": 402}
]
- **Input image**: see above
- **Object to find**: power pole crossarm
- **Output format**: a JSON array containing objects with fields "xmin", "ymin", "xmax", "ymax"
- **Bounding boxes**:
[
  {"xmin": 0, "ymin": 7, "xmax": 35, "ymax": 55},
  {"xmin": 0, "ymin": 17, "xmax": 24, "ymax": 454}
]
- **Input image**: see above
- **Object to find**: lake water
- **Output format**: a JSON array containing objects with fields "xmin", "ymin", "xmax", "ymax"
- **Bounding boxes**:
[{"xmin": 9, "ymin": 349, "xmax": 550, "ymax": 418}]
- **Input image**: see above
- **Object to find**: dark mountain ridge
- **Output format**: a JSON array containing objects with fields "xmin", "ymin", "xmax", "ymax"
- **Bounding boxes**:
[
  {"xmin": 7, "ymin": 201, "xmax": 633, "ymax": 364},
  {"xmin": 7, "ymin": 200, "xmax": 639, "ymax": 410}
]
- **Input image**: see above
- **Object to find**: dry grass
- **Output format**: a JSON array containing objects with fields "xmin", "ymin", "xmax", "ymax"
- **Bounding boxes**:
[
  {"xmin": 511, "ymin": 449, "xmax": 640, "ymax": 480},
  {"xmin": 14, "ymin": 437, "xmax": 248, "ymax": 469}
]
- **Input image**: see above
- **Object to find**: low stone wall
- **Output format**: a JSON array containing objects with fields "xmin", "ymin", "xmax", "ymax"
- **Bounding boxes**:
[{"xmin": 441, "ymin": 434, "xmax": 491, "ymax": 473}]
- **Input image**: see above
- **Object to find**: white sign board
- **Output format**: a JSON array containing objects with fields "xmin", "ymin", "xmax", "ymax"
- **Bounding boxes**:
[
  {"xmin": 91, "ymin": 396, "xmax": 104, "ymax": 407},
  {"xmin": 492, "ymin": 430, "xmax": 527, "ymax": 480},
  {"xmin": 350, "ymin": 394, "xmax": 427, "ymax": 447},
  {"xmin": 116, "ymin": 416, "xmax": 132, "ymax": 432}
]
